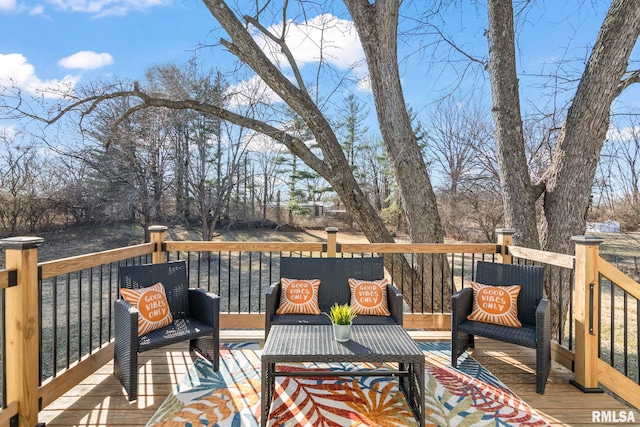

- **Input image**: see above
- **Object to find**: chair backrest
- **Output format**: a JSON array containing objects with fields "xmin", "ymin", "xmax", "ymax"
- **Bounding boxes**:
[
  {"xmin": 119, "ymin": 261, "xmax": 189, "ymax": 319},
  {"xmin": 475, "ymin": 261, "xmax": 544, "ymax": 326},
  {"xmin": 279, "ymin": 257, "xmax": 385, "ymax": 313}
]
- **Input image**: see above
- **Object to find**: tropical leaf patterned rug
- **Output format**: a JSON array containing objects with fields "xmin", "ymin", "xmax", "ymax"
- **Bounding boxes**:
[{"xmin": 146, "ymin": 342, "xmax": 549, "ymax": 427}]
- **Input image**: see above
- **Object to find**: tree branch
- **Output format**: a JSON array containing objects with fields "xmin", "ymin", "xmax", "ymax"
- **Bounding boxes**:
[
  {"xmin": 433, "ymin": 25, "xmax": 486, "ymax": 68},
  {"xmin": 615, "ymin": 69, "xmax": 640, "ymax": 98},
  {"xmin": 243, "ymin": 14, "xmax": 309, "ymax": 94},
  {"xmin": 129, "ymin": 85, "xmax": 331, "ymax": 178}
]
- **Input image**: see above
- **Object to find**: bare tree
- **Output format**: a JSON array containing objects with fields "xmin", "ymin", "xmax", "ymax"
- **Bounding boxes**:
[
  {"xmin": 486, "ymin": 0, "xmax": 640, "ymax": 334},
  {"xmin": 0, "ymin": 137, "xmax": 49, "ymax": 235},
  {"xmin": 1, "ymin": 0, "xmax": 451, "ymax": 310}
]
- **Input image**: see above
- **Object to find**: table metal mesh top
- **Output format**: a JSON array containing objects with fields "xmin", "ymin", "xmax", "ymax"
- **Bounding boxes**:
[{"xmin": 262, "ymin": 324, "xmax": 423, "ymax": 363}]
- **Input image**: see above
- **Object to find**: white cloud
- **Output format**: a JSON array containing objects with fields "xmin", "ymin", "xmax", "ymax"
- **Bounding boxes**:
[
  {"xmin": 0, "ymin": 125, "xmax": 17, "ymax": 141},
  {"xmin": 607, "ymin": 126, "xmax": 640, "ymax": 142},
  {"xmin": 47, "ymin": 0, "xmax": 169, "ymax": 16},
  {"xmin": 0, "ymin": 0, "xmax": 16, "ymax": 11},
  {"xmin": 29, "ymin": 4, "xmax": 45, "ymax": 14},
  {"xmin": 256, "ymin": 13, "xmax": 365, "ymax": 72},
  {"xmin": 244, "ymin": 131, "xmax": 288, "ymax": 154},
  {"xmin": 225, "ymin": 74, "xmax": 282, "ymax": 108},
  {"xmin": 58, "ymin": 51, "xmax": 113, "ymax": 70},
  {"xmin": 1, "ymin": 0, "xmax": 46, "ymax": 14},
  {"xmin": 356, "ymin": 75, "xmax": 371, "ymax": 93},
  {"xmin": 0, "ymin": 53, "xmax": 78, "ymax": 98}
]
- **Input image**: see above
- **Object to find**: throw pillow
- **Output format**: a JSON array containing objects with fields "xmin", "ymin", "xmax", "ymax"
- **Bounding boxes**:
[
  {"xmin": 120, "ymin": 282, "xmax": 174, "ymax": 336},
  {"xmin": 348, "ymin": 278, "xmax": 391, "ymax": 316},
  {"xmin": 467, "ymin": 281, "xmax": 522, "ymax": 328},
  {"xmin": 276, "ymin": 278, "xmax": 322, "ymax": 314}
]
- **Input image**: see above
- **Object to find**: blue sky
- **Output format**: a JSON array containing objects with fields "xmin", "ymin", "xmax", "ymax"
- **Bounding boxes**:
[
  {"xmin": 0, "ymin": 0, "xmax": 222, "ymax": 90},
  {"xmin": 0, "ymin": 0, "xmax": 638, "ymax": 138}
]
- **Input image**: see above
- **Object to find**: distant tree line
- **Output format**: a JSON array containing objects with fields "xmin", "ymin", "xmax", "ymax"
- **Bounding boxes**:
[{"xmin": 2, "ymin": 58, "xmax": 639, "ymax": 242}]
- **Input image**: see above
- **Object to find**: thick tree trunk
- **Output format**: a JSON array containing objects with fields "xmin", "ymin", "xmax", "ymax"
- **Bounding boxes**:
[
  {"xmin": 345, "ymin": 0, "xmax": 451, "ymax": 310},
  {"xmin": 487, "ymin": 0, "xmax": 640, "ymax": 337},
  {"xmin": 541, "ymin": 0, "xmax": 640, "ymax": 335},
  {"xmin": 345, "ymin": 0, "xmax": 444, "ymax": 246},
  {"xmin": 542, "ymin": 0, "xmax": 640, "ymax": 255},
  {"xmin": 485, "ymin": 0, "xmax": 539, "ymax": 249}
]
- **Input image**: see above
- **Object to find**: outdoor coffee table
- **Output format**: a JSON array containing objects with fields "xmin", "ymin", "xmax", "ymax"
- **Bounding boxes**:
[{"xmin": 261, "ymin": 324, "xmax": 425, "ymax": 426}]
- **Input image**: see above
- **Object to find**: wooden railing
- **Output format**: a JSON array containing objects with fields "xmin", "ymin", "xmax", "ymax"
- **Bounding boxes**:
[
  {"xmin": 597, "ymin": 256, "xmax": 640, "ymax": 409},
  {"xmin": 0, "ymin": 226, "xmax": 637, "ymax": 425}
]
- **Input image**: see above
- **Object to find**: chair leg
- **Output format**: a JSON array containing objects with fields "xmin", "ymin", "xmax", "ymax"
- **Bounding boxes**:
[
  {"xmin": 191, "ymin": 334, "xmax": 220, "ymax": 371},
  {"xmin": 212, "ymin": 330, "xmax": 220, "ymax": 371},
  {"xmin": 114, "ymin": 347, "xmax": 138, "ymax": 401},
  {"xmin": 536, "ymin": 341, "xmax": 551, "ymax": 394},
  {"xmin": 451, "ymin": 332, "xmax": 474, "ymax": 368},
  {"xmin": 451, "ymin": 335, "xmax": 459, "ymax": 368}
]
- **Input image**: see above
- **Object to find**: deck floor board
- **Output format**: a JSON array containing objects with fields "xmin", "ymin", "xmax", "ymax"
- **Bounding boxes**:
[{"xmin": 38, "ymin": 333, "xmax": 638, "ymax": 427}]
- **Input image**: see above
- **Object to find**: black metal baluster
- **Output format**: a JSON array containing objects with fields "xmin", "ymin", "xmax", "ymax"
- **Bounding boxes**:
[
  {"xmin": 89, "ymin": 267, "xmax": 94, "ymax": 355},
  {"xmin": 52, "ymin": 276, "xmax": 58, "ymax": 377},
  {"xmin": 66, "ymin": 273, "xmax": 71, "ymax": 369}
]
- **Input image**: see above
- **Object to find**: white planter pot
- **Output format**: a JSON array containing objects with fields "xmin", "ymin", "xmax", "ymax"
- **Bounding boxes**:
[{"xmin": 333, "ymin": 323, "xmax": 352, "ymax": 342}]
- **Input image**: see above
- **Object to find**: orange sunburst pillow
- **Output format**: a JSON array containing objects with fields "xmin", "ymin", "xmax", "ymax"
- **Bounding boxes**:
[
  {"xmin": 467, "ymin": 281, "xmax": 522, "ymax": 328},
  {"xmin": 348, "ymin": 278, "xmax": 391, "ymax": 316},
  {"xmin": 276, "ymin": 278, "xmax": 322, "ymax": 314},
  {"xmin": 120, "ymin": 282, "xmax": 174, "ymax": 336}
]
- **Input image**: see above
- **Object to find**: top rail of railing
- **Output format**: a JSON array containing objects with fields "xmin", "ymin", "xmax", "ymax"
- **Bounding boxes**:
[
  {"xmin": 598, "ymin": 256, "xmax": 640, "ymax": 300},
  {"xmin": 509, "ymin": 245, "xmax": 575, "ymax": 269},
  {"xmin": 39, "ymin": 243, "xmax": 154, "ymax": 279},
  {"xmin": 165, "ymin": 240, "xmax": 498, "ymax": 254}
]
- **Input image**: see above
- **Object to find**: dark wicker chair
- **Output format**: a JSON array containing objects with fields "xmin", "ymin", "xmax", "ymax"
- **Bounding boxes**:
[
  {"xmin": 265, "ymin": 256, "xmax": 404, "ymax": 340},
  {"xmin": 451, "ymin": 261, "xmax": 551, "ymax": 394},
  {"xmin": 114, "ymin": 261, "xmax": 220, "ymax": 401}
]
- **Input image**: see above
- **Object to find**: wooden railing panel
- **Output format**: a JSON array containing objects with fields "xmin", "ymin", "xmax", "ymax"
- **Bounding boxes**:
[
  {"xmin": 598, "ymin": 257, "xmax": 640, "ymax": 301},
  {"xmin": 219, "ymin": 313, "xmax": 265, "ymax": 330},
  {"xmin": 339, "ymin": 243, "xmax": 497, "ymax": 254},
  {"xmin": 509, "ymin": 245, "xmax": 575, "ymax": 269},
  {"xmin": 0, "ymin": 228, "xmax": 630, "ymax": 420},
  {"xmin": 0, "ymin": 402, "xmax": 19, "ymax": 426},
  {"xmin": 39, "ymin": 343, "xmax": 114, "ymax": 409},
  {"xmin": 39, "ymin": 243, "xmax": 154, "ymax": 279},
  {"xmin": 597, "ymin": 359, "xmax": 640, "ymax": 410},
  {"xmin": 166, "ymin": 241, "xmax": 324, "ymax": 253},
  {"xmin": 216, "ymin": 313, "xmax": 453, "ymax": 331}
]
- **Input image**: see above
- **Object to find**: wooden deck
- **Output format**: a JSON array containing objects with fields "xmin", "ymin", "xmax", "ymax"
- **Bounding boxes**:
[{"xmin": 38, "ymin": 332, "xmax": 639, "ymax": 427}]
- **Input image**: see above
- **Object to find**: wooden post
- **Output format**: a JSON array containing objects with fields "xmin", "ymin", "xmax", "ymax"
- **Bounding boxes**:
[
  {"xmin": 149, "ymin": 225, "xmax": 167, "ymax": 264},
  {"xmin": 495, "ymin": 228, "xmax": 515, "ymax": 264},
  {"xmin": 325, "ymin": 227, "xmax": 338, "ymax": 258},
  {"xmin": 0, "ymin": 236, "xmax": 44, "ymax": 427},
  {"xmin": 570, "ymin": 235, "xmax": 604, "ymax": 393}
]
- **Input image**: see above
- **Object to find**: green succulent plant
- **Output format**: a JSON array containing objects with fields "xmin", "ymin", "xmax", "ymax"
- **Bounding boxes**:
[{"xmin": 325, "ymin": 303, "xmax": 357, "ymax": 325}]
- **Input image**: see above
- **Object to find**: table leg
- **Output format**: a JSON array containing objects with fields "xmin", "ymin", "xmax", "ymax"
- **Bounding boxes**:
[
  {"xmin": 261, "ymin": 360, "xmax": 274, "ymax": 426},
  {"xmin": 399, "ymin": 361, "xmax": 425, "ymax": 427},
  {"xmin": 416, "ymin": 361, "xmax": 425, "ymax": 427}
]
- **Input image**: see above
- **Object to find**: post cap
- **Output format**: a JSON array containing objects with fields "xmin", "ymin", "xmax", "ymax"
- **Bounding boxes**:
[
  {"xmin": 325, "ymin": 227, "xmax": 339, "ymax": 233},
  {"xmin": 495, "ymin": 228, "xmax": 516, "ymax": 235},
  {"xmin": 0, "ymin": 236, "xmax": 44, "ymax": 250},
  {"xmin": 149, "ymin": 225, "xmax": 168, "ymax": 232},
  {"xmin": 571, "ymin": 235, "xmax": 604, "ymax": 245}
]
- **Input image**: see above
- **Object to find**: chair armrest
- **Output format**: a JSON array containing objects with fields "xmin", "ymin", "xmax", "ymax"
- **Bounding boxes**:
[
  {"xmin": 188, "ymin": 288, "xmax": 220, "ymax": 328},
  {"xmin": 387, "ymin": 284, "xmax": 404, "ymax": 325},
  {"xmin": 265, "ymin": 282, "xmax": 281, "ymax": 338},
  {"xmin": 114, "ymin": 298, "xmax": 139, "ymax": 353},
  {"xmin": 451, "ymin": 288, "xmax": 473, "ymax": 327},
  {"xmin": 113, "ymin": 299, "xmax": 140, "ymax": 338},
  {"xmin": 535, "ymin": 298, "xmax": 551, "ymax": 344}
]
